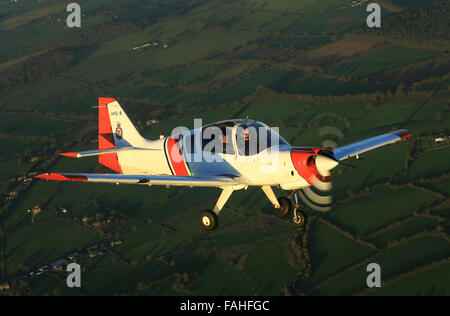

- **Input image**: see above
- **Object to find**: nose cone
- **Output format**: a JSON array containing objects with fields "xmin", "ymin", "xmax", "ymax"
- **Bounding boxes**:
[{"xmin": 315, "ymin": 154, "xmax": 339, "ymax": 175}]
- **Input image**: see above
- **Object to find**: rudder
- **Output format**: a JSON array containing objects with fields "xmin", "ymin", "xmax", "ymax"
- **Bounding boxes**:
[{"xmin": 98, "ymin": 97, "xmax": 145, "ymax": 173}]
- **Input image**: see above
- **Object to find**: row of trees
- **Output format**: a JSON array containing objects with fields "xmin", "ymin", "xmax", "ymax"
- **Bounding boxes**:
[{"xmin": 0, "ymin": 50, "xmax": 75, "ymax": 92}]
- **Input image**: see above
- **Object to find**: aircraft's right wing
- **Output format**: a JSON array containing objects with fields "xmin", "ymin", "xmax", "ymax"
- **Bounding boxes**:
[
  {"xmin": 332, "ymin": 129, "xmax": 412, "ymax": 161},
  {"xmin": 36, "ymin": 173, "xmax": 241, "ymax": 188}
]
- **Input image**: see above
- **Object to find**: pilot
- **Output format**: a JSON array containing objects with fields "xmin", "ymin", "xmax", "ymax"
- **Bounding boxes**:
[{"xmin": 243, "ymin": 128, "xmax": 250, "ymax": 142}]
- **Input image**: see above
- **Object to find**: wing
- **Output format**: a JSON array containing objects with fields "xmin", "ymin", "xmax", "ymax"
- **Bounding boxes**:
[
  {"xmin": 333, "ymin": 130, "xmax": 412, "ymax": 161},
  {"xmin": 60, "ymin": 147, "xmax": 160, "ymax": 158},
  {"xmin": 36, "ymin": 173, "xmax": 240, "ymax": 187}
]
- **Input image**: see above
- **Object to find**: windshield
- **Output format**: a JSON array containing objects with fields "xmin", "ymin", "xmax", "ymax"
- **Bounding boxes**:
[{"xmin": 235, "ymin": 122, "xmax": 288, "ymax": 156}]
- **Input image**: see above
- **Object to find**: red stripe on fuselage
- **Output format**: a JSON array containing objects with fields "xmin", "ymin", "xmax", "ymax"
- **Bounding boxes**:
[{"xmin": 166, "ymin": 137, "xmax": 189, "ymax": 176}]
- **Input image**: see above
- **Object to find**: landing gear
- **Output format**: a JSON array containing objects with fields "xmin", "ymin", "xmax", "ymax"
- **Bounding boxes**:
[
  {"xmin": 200, "ymin": 188, "xmax": 234, "ymax": 231},
  {"xmin": 201, "ymin": 210, "xmax": 218, "ymax": 231},
  {"xmin": 292, "ymin": 209, "xmax": 306, "ymax": 228},
  {"xmin": 274, "ymin": 197, "xmax": 291, "ymax": 217},
  {"xmin": 291, "ymin": 191, "xmax": 307, "ymax": 228}
]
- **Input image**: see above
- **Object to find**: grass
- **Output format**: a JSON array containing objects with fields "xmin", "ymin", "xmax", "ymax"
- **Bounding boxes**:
[
  {"xmin": 0, "ymin": 159, "xmax": 30, "ymax": 181},
  {"xmin": 198, "ymin": 69, "xmax": 302, "ymax": 106},
  {"xmin": 146, "ymin": 63, "xmax": 217, "ymax": 86},
  {"xmin": 6, "ymin": 219, "xmax": 99, "ymax": 276},
  {"xmin": 243, "ymin": 99, "xmax": 310, "ymax": 126},
  {"xmin": 332, "ymin": 142, "xmax": 412, "ymax": 199},
  {"xmin": 306, "ymin": 220, "xmax": 375, "ymax": 286},
  {"xmin": 347, "ymin": 105, "xmax": 419, "ymax": 142},
  {"xmin": 5, "ymin": 180, "xmax": 60, "ymax": 231},
  {"xmin": 369, "ymin": 262, "xmax": 450, "ymax": 296},
  {"xmin": 243, "ymin": 240, "xmax": 298, "ymax": 295},
  {"xmin": 390, "ymin": 0, "xmax": 436, "ymax": 10},
  {"xmin": 290, "ymin": 6, "xmax": 366, "ymax": 34},
  {"xmin": 313, "ymin": 235, "xmax": 450, "ymax": 295},
  {"xmin": 334, "ymin": 46, "xmax": 439, "ymax": 79},
  {"xmin": 0, "ymin": 139, "xmax": 44, "ymax": 159},
  {"xmin": 293, "ymin": 101, "xmax": 367, "ymax": 126},
  {"xmin": 256, "ymin": 36, "xmax": 331, "ymax": 49},
  {"xmin": 427, "ymin": 178, "xmax": 450, "ymax": 196},
  {"xmin": 404, "ymin": 103, "xmax": 447, "ymax": 134},
  {"xmin": 326, "ymin": 186, "xmax": 439, "ymax": 238},
  {"xmin": 0, "ymin": 115, "xmax": 79, "ymax": 136},
  {"xmin": 191, "ymin": 259, "xmax": 254, "ymax": 295},
  {"xmin": 367, "ymin": 216, "xmax": 441, "ymax": 248},
  {"xmin": 83, "ymin": 260, "xmax": 172, "ymax": 296},
  {"xmin": 281, "ymin": 75, "xmax": 378, "ymax": 95},
  {"xmin": 406, "ymin": 146, "xmax": 450, "ymax": 180}
]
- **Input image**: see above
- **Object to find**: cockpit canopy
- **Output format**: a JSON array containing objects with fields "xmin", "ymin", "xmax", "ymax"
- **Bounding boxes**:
[{"xmin": 182, "ymin": 120, "xmax": 288, "ymax": 157}]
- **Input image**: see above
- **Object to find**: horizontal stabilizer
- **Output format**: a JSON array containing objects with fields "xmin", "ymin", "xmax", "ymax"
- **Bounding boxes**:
[{"xmin": 60, "ymin": 147, "xmax": 160, "ymax": 158}]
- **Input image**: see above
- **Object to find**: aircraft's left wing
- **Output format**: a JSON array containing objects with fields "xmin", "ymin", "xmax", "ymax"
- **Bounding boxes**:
[
  {"xmin": 333, "ymin": 129, "xmax": 412, "ymax": 161},
  {"xmin": 36, "ymin": 173, "xmax": 240, "ymax": 187}
]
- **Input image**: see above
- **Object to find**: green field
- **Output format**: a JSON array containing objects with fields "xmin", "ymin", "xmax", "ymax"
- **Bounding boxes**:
[
  {"xmin": 307, "ymin": 221, "xmax": 375, "ymax": 286},
  {"xmin": 256, "ymin": 36, "xmax": 331, "ymax": 49},
  {"xmin": 367, "ymin": 216, "xmax": 441, "ymax": 248},
  {"xmin": 6, "ymin": 220, "xmax": 99, "ymax": 276},
  {"xmin": 406, "ymin": 146, "xmax": 450, "ymax": 180},
  {"xmin": 0, "ymin": 115, "xmax": 79, "ymax": 136},
  {"xmin": 243, "ymin": 241, "xmax": 299, "ymax": 295},
  {"xmin": 347, "ymin": 105, "xmax": 419, "ymax": 142},
  {"xmin": 326, "ymin": 187, "xmax": 439, "ymax": 237},
  {"xmin": 369, "ymin": 262, "xmax": 450, "ymax": 296},
  {"xmin": 191, "ymin": 260, "xmax": 254, "ymax": 295},
  {"xmin": 313, "ymin": 235, "xmax": 450, "ymax": 295},
  {"xmin": 427, "ymin": 178, "xmax": 450, "ymax": 196},
  {"xmin": 244, "ymin": 99, "xmax": 310, "ymax": 125},
  {"xmin": 334, "ymin": 46, "xmax": 439, "ymax": 79}
]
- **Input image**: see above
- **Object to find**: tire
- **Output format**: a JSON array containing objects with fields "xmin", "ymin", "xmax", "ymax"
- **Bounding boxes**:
[
  {"xmin": 274, "ymin": 197, "xmax": 291, "ymax": 217},
  {"xmin": 292, "ymin": 210, "xmax": 307, "ymax": 228},
  {"xmin": 200, "ymin": 210, "xmax": 218, "ymax": 231}
]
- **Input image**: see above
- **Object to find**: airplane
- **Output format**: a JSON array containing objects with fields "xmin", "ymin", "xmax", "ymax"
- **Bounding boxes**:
[{"xmin": 36, "ymin": 97, "xmax": 412, "ymax": 231}]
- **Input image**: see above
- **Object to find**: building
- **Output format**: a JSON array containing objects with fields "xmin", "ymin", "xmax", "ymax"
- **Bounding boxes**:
[
  {"xmin": 434, "ymin": 136, "xmax": 447, "ymax": 142},
  {"xmin": 0, "ymin": 283, "xmax": 10, "ymax": 291},
  {"xmin": 50, "ymin": 259, "xmax": 67, "ymax": 272},
  {"xmin": 111, "ymin": 240, "xmax": 123, "ymax": 247}
]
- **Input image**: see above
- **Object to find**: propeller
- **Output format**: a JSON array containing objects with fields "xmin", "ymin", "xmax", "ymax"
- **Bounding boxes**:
[{"xmin": 297, "ymin": 151, "xmax": 340, "ymax": 212}]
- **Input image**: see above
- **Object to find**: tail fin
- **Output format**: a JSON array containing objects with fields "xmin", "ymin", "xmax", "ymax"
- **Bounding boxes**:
[{"xmin": 98, "ymin": 97, "xmax": 145, "ymax": 173}]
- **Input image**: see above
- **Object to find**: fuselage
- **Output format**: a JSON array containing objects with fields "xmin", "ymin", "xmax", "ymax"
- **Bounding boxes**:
[{"xmin": 116, "ymin": 119, "xmax": 327, "ymax": 190}]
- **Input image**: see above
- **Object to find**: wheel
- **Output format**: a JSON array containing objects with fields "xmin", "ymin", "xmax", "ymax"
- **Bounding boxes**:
[
  {"xmin": 274, "ymin": 197, "xmax": 291, "ymax": 217},
  {"xmin": 200, "ymin": 209, "xmax": 218, "ymax": 231},
  {"xmin": 292, "ymin": 209, "xmax": 307, "ymax": 228}
]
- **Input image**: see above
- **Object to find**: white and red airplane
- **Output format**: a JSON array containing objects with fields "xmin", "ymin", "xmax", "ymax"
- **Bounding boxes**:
[{"xmin": 37, "ymin": 97, "xmax": 412, "ymax": 230}]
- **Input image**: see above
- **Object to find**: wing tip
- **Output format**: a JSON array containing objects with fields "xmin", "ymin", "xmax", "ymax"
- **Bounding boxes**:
[
  {"xmin": 60, "ymin": 152, "xmax": 79, "ymax": 158},
  {"xmin": 35, "ymin": 173, "xmax": 87, "ymax": 182},
  {"xmin": 394, "ymin": 130, "xmax": 412, "ymax": 140}
]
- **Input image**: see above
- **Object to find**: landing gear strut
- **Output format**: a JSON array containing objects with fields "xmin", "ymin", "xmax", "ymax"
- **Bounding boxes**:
[
  {"xmin": 274, "ymin": 197, "xmax": 291, "ymax": 217},
  {"xmin": 291, "ymin": 191, "xmax": 307, "ymax": 228},
  {"xmin": 200, "ymin": 188, "xmax": 234, "ymax": 231}
]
